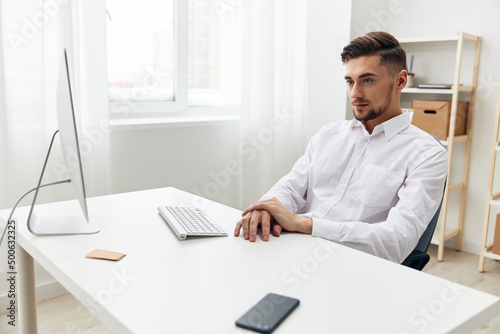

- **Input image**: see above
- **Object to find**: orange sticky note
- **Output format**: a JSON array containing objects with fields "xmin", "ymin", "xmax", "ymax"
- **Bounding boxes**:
[{"xmin": 85, "ymin": 249, "xmax": 126, "ymax": 261}]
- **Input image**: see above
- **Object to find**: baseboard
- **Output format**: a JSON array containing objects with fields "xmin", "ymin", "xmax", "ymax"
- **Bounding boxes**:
[
  {"xmin": 0, "ymin": 279, "xmax": 67, "ymax": 311},
  {"xmin": 460, "ymin": 240, "xmax": 482, "ymax": 256},
  {"xmin": 441, "ymin": 238, "xmax": 481, "ymax": 256}
]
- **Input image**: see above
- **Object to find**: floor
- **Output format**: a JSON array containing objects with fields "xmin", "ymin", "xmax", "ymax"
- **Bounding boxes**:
[
  {"xmin": 424, "ymin": 245, "xmax": 500, "ymax": 334},
  {"xmin": 1, "ymin": 244, "xmax": 500, "ymax": 333}
]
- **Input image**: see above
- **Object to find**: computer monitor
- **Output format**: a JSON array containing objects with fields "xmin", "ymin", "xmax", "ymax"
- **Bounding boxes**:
[{"xmin": 26, "ymin": 49, "xmax": 99, "ymax": 235}]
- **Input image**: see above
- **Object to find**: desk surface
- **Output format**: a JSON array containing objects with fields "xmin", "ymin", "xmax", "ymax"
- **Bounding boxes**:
[{"xmin": 3, "ymin": 187, "xmax": 500, "ymax": 333}]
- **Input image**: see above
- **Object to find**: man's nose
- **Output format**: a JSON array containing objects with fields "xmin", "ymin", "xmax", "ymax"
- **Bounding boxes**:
[{"xmin": 350, "ymin": 82, "xmax": 363, "ymax": 99}]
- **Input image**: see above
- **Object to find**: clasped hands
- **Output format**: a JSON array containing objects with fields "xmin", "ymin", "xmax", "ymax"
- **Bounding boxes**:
[{"xmin": 234, "ymin": 197, "xmax": 313, "ymax": 242}]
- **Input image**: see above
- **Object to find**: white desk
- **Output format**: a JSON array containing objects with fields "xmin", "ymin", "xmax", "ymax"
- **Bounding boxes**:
[{"xmin": 2, "ymin": 187, "xmax": 500, "ymax": 333}]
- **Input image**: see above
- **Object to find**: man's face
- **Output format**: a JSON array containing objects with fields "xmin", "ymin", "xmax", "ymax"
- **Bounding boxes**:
[{"xmin": 344, "ymin": 55, "xmax": 401, "ymax": 123}]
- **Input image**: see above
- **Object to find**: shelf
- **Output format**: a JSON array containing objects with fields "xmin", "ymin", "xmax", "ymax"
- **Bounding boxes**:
[
  {"xmin": 403, "ymin": 88, "xmax": 452, "ymax": 94},
  {"xmin": 458, "ymin": 86, "xmax": 474, "ymax": 92},
  {"xmin": 399, "ymin": 36, "xmax": 459, "ymax": 44},
  {"xmin": 401, "ymin": 32, "xmax": 481, "ymax": 264},
  {"xmin": 402, "ymin": 86, "xmax": 473, "ymax": 94},
  {"xmin": 484, "ymin": 251, "xmax": 500, "ymax": 261},
  {"xmin": 399, "ymin": 33, "xmax": 479, "ymax": 44}
]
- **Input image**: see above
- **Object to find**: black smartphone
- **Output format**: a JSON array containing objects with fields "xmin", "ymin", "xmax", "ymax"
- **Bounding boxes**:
[{"xmin": 235, "ymin": 293, "xmax": 300, "ymax": 333}]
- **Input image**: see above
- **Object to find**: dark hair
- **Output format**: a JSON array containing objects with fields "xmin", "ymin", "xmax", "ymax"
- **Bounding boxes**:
[{"xmin": 341, "ymin": 32, "xmax": 407, "ymax": 75}]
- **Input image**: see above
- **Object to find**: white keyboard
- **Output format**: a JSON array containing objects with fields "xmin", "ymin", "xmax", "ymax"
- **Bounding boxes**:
[{"xmin": 158, "ymin": 206, "xmax": 227, "ymax": 240}]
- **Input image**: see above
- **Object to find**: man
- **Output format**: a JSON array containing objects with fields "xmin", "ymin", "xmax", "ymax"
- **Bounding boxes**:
[{"xmin": 234, "ymin": 31, "xmax": 448, "ymax": 263}]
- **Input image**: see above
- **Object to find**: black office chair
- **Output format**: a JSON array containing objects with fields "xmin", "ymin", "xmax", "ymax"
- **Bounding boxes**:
[
  {"xmin": 401, "ymin": 134, "xmax": 446, "ymax": 271},
  {"xmin": 401, "ymin": 197, "xmax": 443, "ymax": 271}
]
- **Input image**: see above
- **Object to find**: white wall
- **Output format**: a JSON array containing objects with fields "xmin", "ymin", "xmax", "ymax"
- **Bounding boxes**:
[
  {"xmin": 107, "ymin": 123, "xmax": 242, "ymax": 207},
  {"xmin": 351, "ymin": 0, "xmax": 500, "ymax": 256},
  {"xmin": 305, "ymin": 0, "xmax": 352, "ymax": 138}
]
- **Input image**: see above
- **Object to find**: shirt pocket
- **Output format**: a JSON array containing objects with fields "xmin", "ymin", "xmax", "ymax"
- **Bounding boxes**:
[{"xmin": 356, "ymin": 164, "xmax": 405, "ymax": 208}]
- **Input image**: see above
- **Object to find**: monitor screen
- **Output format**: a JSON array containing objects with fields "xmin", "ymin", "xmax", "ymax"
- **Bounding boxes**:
[
  {"xmin": 26, "ymin": 49, "xmax": 99, "ymax": 235},
  {"xmin": 57, "ymin": 49, "xmax": 89, "ymax": 221}
]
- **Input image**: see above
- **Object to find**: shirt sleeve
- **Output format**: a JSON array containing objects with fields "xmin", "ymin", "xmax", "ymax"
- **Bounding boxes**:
[{"xmin": 312, "ymin": 144, "xmax": 448, "ymax": 263}]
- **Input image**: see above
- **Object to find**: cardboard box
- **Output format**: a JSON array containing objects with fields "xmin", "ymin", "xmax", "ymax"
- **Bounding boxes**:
[
  {"xmin": 493, "ymin": 214, "xmax": 500, "ymax": 255},
  {"xmin": 411, "ymin": 100, "xmax": 468, "ymax": 141}
]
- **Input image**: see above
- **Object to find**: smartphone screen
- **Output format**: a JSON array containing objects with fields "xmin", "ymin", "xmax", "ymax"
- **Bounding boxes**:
[{"xmin": 235, "ymin": 293, "xmax": 300, "ymax": 333}]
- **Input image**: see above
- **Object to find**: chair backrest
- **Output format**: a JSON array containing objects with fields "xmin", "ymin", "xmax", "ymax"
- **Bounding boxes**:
[
  {"xmin": 416, "ymin": 133, "xmax": 446, "ymax": 253},
  {"xmin": 414, "ymin": 193, "xmax": 443, "ymax": 254},
  {"xmin": 401, "ymin": 189, "xmax": 443, "ymax": 270},
  {"xmin": 401, "ymin": 134, "xmax": 445, "ymax": 270}
]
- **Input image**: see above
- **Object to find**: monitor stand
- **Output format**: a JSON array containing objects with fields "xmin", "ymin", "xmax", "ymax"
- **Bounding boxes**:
[
  {"xmin": 29, "ymin": 214, "xmax": 99, "ymax": 235},
  {"xmin": 27, "ymin": 130, "xmax": 100, "ymax": 236}
]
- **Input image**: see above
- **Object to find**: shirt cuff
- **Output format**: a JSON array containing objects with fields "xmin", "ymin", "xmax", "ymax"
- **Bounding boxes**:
[{"xmin": 311, "ymin": 218, "xmax": 341, "ymax": 243}]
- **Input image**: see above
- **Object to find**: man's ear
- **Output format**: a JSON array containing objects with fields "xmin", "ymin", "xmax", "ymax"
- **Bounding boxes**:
[{"xmin": 397, "ymin": 70, "xmax": 408, "ymax": 91}]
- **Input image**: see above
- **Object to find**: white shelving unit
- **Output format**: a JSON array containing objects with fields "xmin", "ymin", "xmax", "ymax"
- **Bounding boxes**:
[
  {"xmin": 479, "ymin": 80, "xmax": 500, "ymax": 272},
  {"xmin": 400, "ymin": 32, "xmax": 481, "ymax": 262}
]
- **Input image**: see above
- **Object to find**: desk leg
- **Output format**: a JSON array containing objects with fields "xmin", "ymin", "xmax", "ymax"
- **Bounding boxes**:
[{"xmin": 18, "ymin": 246, "xmax": 38, "ymax": 334}]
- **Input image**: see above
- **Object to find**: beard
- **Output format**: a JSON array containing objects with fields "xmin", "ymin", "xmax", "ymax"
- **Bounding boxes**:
[{"xmin": 352, "ymin": 84, "xmax": 394, "ymax": 122}]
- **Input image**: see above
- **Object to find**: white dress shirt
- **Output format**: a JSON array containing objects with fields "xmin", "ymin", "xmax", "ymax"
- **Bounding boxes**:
[{"xmin": 262, "ymin": 110, "xmax": 448, "ymax": 263}]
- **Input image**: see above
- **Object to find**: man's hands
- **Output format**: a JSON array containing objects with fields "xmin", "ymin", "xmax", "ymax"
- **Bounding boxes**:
[
  {"xmin": 234, "ymin": 197, "xmax": 313, "ymax": 242},
  {"xmin": 234, "ymin": 209, "xmax": 282, "ymax": 242}
]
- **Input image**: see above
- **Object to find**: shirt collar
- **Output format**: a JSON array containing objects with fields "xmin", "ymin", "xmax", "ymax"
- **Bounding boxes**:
[{"xmin": 350, "ymin": 109, "xmax": 411, "ymax": 141}]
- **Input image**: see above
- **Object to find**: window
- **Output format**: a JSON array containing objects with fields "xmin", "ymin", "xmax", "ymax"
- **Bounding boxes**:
[
  {"xmin": 107, "ymin": 0, "xmax": 176, "ymax": 103},
  {"xmin": 106, "ymin": 0, "xmax": 243, "ymax": 120}
]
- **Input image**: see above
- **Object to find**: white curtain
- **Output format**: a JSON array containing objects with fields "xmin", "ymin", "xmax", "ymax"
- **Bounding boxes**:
[
  {"xmin": 240, "ymin": 0, "xmax": 309, "ymax": 207},
  {"xmin": 0, "ymin": 0, "xmax": 110, "ymax": 211},
  {"xmin": 0, "ymin": 0, "xmax": 57, "ymax": 210}
]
